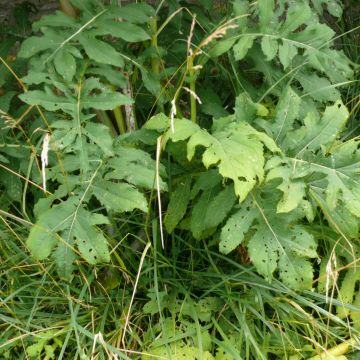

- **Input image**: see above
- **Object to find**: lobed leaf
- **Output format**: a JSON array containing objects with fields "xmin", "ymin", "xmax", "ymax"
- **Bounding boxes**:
[
  {"xmin": 95, "ymin": 21, "xmax": 150, "ymax": 42},
  {"xmin": 84, "ymin": 122, "xmax": 114, "ymax": 157},
  {"xmin": 257, "ymin": 86, "xmax": 301, "ymax": 146},
  {"xmin": 166, "ymin": 119, "xmax": 279, "ymax": 202},
  {"xmin": 54, "ymin": 49, "xmax": 76, "ymax": 82},
  {"xmin": 220, "ymin": 193, "xmax": 317, "ymax": 289},
  {"xmin": 92, "ymin": 180, "xmax": 148, "ymax": 213},
  {"xmin": 27, "ymin": 198, "xmax": 111, "ymax": 273},
  {"xmin": 19, "ymin": 90, "xmax": 76, "ymax": 111},
  {"xmin": 288, "ymin": 100, "xmax": 348, "ymax": 156},
  {"xmin": 233, "ymin": 35, "xmax": 256, "ymax": 61},
  {"xmin": 78, "ymin": 34, "xmax": 124, "ymax": 68},
  {"xmin": 164, "ymin": 177, "xmax": 192, "ymax": 233}
]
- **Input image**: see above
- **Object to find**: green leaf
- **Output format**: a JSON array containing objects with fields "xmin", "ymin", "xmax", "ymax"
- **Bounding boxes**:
[
  {"xmin": 198, "ymin": 87, "xmax": 229, "ymax": 119},
  {"xmin": 233, "ymin": 0, "xmax": 250, "ymax": 28},
  {"xmin": 190, "ymin": 170, "xmax": 222, "ymax": 199},
  {"xmin": 261, "ymin": 36, "xmax": 278, "ymax": 61},
  {"xmin": 266, "ymin": 163, "xmax": 306, "ymax": 213},
  {"xmin": 257, "ymin": 86, "xmax": 301, "ymax": 145},
  {"xmin": 204, "ymin": 184, "xmax": 237, "ymax": 229},
  {"xmin": 275, "ymin": 87, "xmax": 302, "ymax": 141},
  {"xmin": 248, "ymin": 195, "xmax": 317, "ymax": 288},
  {"xmin": 44, "ymin": 345, "xmax": 55, "ymax": 359},
  {"xmin": 97, "ymin": 21, "xmax": 150, "ymax": 42},
  {"xmin": 233, "ymin": 35, "xmax": 256, "ymax": 61},
  {"xmin": 208, "ymin": 38, "xmax": 237, "ymax": 58},
  {"xmin": 84, "ymin": 122, "xmax": 114, "ymax": 156},
  {"xmin": 311, "ymin": 0, "xmax": 343, "ymax": 17},
  {"xmin": 164, "ymin": 177, "xmax": 192, "ymax": 233},
  {"xmin": 278, "ymin": 40, "xmax": 298, "ymax": 69},
  {"xmin": 190, "ymin": 188, "xmax": 217, "ymax": 239},
  {"xmin": 143, "ymin": 342, "xmax": 212, "ymax": 360},
  {"xmin": 27, "ymin": 224, "xmax": 58, "ymax": 261},
  {"xmin": 22, "ymin": 72, "xmax": 53, "ymax": 85},
  {"xmin": 280, "ymin": 2, "xmax": 311, "ymax": 35},
  {"xmin": 265, "ymin": 101, "xmax": 360, "ymax": 240},
  {"xmin": 27, "ymin": 342, "xmax": 46, "ymax": 357},
  {"xmin": 336, "ymin": 269, "xmax": 360, "ymax": 318},
  {"xmin": 318, "ymin": 141, "xmax": 360, "ymax": 215},
  {"xmin": 107, "ymin": 3, "xmax": 155, "ymax": 24},
  {"xmin": 234, "ymin": 93, "xmax": 259, "ymax": 124},
  {"xmin": 18, "ymin": 36, "xmax": 54, "ymax": 58},
  {"xmin": 0, "ymin": 91, "xmax": 17, "ymax": 112},
  {"xmin": 165, "ymin": 118, "xmax": 201, "ymax": 143},
  {"xmin": 247, "ymin": 46, "xmax": 283, "ymax": 95},
  {"xmin": 27, "ymin": 198, "xmax": 111, "ymax": 272},
  {"xmin": 27, "ymin": 198, "xmax": 77, "ymax": 260},
  {"xmin": 310, "ymin": 187, "xmax": 359, "ymax": 239},
  {"xmin": 19, "ymin": 90, "xmax": 76, "ymax": 111},
  {"xmin": 92, "ymin": 180, "xmax": 148, "ymax": 213},
  {"xmin": 220, "ymin": 198, "xmax": 257, "ymax": 254},
  {"xmin": 258, "ymin": 0, "xmax": 274, "ymax": 29},
  {"xmin": 351, "ymin": 289, "xmax": 360, "ymax": 327},
  {"xmin": 296, "ymin": 72, "xmax": 340, "ymax": 102},
  {"xmin": 54, "ymin": 48, "xmax": 76, "ymax": 82},
  {"xmin": 106, "ymin": 146, "xmax": 166, "ymax": 190},
  {"xmin": 220, "ymin": 191, "xmax": 317, "ymax": 289},
  {"xmin": 0, "ymin": 167, "xmax": 23, "ymax": 202},
  {"xmin": 272, "ymin": 137, "xmax": 360, "ymax": 225},
  {"xmin": 82, "ymin": 76, "xmax": 105, "ymax": 94},
  {"xmin": 0, "ymin": 153, "xmax": 9, "ymax": 164},
  {"xmin": 278, "ymin": 248, "xmax": 314, "ymax": 290},
  {"xmin": 307, "ymin": 48, "xmax": 353, "ymax": 84},
  {"xmin": 291, "ymin": 23, "xmax": 335, "ymax": 48},
  {"xmin": 53, "ymin": 231, "xmax": 76, "ymax": 280},
  {"xmin": 74, "ymin": 208, "xmax": 110, "ymax": 264},
  {"xmin": 141, "ymin": 68, "xmax": 161, "ymax": 96},
  {"xmin": 87, "ymin": 65, "xmax": 126, "ymax": 87},
  {"xmin": 32, "ymin": 10, "xmax": 78, "ymax": 30},
  {"xmin": 184, "ymin": 121, "xmax": 280, "ymax": 201},
  {"xmin": 82, "ymin": 92, "xmax": 133, "ymax": 110},
  {"xmin": 69, "ymin": 0, "xmax": 99, "ymax": 13},
  {"xmin": 78, "ymin": 34, "xmax": 124, "ymax": 67},
  {"xmin": 199, "ymin": 0, "xmax": 214, "ymax": 10},
  {"xmin": 51, "ymin": 127, "xmax": 78, "ymax": 151},
  {"xmin": 287, "ymin": 100, "xmax": 349, "ymax": 156},
  {"xmin": 144, "ymin": 113, "xmax": 170, "ymax": 132}
]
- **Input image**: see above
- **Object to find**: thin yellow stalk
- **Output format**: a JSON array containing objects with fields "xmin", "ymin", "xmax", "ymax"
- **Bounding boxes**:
[
  {"xmin": 150, "ymin": 16, "xmax": 160, "ymax": 77},
  {"xmin": 188, "ymin": 55, "xmax": 197, "ymax": 123},
  {"xmin": 150, "ymin": 16, "xmax": 165, "ymax": 113},
  {"xmin": 121, "ymin": 242, "xmax": 151, "ymax": 346},
  {"xmin": 113, "ymin": 107, "xmax": 127, "ymax": 134},
  {"xmin": 308, "ymin": 338, "xmax": 359, "ymax": 359},
  {"xmin": 187, "ymin": 16, "xmax": 197, "ymax": 123}
]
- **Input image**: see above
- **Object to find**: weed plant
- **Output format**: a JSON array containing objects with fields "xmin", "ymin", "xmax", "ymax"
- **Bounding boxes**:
[{"xmin": 1, "ymin": 0, "xmax": 360, "ymax": 359}]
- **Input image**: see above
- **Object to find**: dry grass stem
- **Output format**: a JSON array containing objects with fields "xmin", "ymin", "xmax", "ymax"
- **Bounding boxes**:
[
  {"xmin": 199, "ymin": 23, "xmax": 238, "ymax": 49},
  {"xmin": 41, "ymin": 133, "xmax": 50, "ymax": 193},
  {"xmin": 325, "ymin": 251, "xmax": 338, "ymax": 304},
  {"xmin": 187, "ymin": 14, "xmax": 197, "ymax": 56},
  {"xmin": 183, "ymin": 86, "xmax": 202, "ymax": 104},
  {"xmin": 0, "ymin": 109, "xmax": 16, "ymax": 129},
  {"xmin": 170, "ymin": 98, "xmax": 176, "ymax": 133}
]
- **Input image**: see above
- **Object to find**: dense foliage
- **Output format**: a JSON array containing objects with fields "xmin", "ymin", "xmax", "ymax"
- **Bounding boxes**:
[{"xmin": 0, "ymin": 0, "xmax": 360, "ymax": 358}]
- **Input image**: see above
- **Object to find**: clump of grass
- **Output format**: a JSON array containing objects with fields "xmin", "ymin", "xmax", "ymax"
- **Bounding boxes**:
[{"xmin": 1, "ymin": 216, "xmax": 359, "ymax": 359}]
